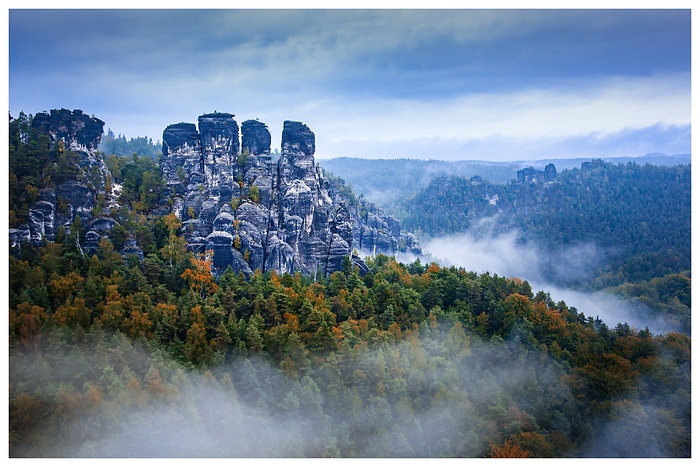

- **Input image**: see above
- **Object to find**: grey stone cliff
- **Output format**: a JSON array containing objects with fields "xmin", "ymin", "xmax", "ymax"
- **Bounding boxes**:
[
  {"xmin": 22, "ymin": 109, "xmax": 119, "ymax": 256},
  {"xmin": 11, "ymin": 108, "xmax": 421, "ymax": 279},
  {"xmin": 517, "ymin": 163, "xmax": 557, "ymax": 184},
  {"xmin": 161, "ymin": 112, "xmax": 422, "ymax": 277}
]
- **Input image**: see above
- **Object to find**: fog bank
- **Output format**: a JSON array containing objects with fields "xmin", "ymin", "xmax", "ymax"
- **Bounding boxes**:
[{"xmin": 422, "ymin": 230, "xmax": 679, "ymax": 335}]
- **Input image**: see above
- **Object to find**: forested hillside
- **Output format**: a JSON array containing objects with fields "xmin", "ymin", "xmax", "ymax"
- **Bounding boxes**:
[
  {"xmin": 399, "ymin": 161, "xmax": 690, "ymax": 287},
  {"xmin": 318, "ymin": 154, "xmax": 690, "ymax": 212},
  {"xmin": 9, "ymin": 250, "xmax": 691, "ymax": 457},
  {"xmin": 8, "ymin": 117, "xmax": 691, "ymax": 458},
  {"xmin": 319, "ymin": 158, "xmax": 520, "ymax": 209},
  {"xmin": 390, "ymin": 160, "xmax": 691, "ymax": 337}
]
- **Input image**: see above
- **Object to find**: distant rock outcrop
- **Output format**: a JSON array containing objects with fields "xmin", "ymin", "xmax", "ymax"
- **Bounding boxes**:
[
  {"xmin": 517, "ymin": 163, "xmax": 557, "ymax": 183},
  {"xmin": 581, "ymin": 159, "xmax": 607, "ymax": 171},
  {"xmin": 162, "ymin": 112, "xmax": 421, "ymax": 277},
  {"xmin": 31, "ymin": 108, "xmax": 105, "ymax": 152}
]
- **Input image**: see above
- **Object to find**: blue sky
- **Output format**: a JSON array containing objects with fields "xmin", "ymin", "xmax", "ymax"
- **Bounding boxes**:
[{"xmin": 7, "ymin": 6, "xmax": 692, "ymax": 161}]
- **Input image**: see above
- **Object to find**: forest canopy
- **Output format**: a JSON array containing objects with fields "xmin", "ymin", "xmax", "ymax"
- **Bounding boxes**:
[{"xmin": 8, "ymin": 117, "xmax": 691, "ymax": 458}]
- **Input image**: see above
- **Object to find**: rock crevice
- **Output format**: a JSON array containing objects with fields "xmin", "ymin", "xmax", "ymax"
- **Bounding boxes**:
[
  {"xmin": 11, "ymin": 108, "xmax": 421, "ymax": 279},
  {"xmin": 161, "ymin": 112, "xmax": 421, "ymax": 277}
]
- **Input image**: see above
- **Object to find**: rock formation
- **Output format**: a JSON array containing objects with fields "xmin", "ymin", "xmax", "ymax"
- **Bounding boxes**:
[
  {"xmin": 517, "ymin": 163, "xmax": 557, "ymax": 184},
  {"xmin": 11, "ymin": 108, "xmax": 421, "ymax": 279},
  {"xmin": 161, "ymin": 113, "xmax": 421, "ymax": 277},
  {"xmin": 581, "ymin": 159, "xmax": 607, "ymax": 171},
  {"xmin": 31, "ymin": 108, "xmax": 105, "ymax": 152},
  {"xmin": 15, "ymin": 109, "xmax": 118, "ymax": 256}
]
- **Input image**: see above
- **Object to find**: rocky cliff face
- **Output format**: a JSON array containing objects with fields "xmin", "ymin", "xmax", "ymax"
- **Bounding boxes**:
[
  {"xmin": 517, "ymin": 163, "xmax": 557, "ymax": 184},
  {"xmin": 161, "ymin": 113, "xmax": 421, "ymax": 277},
  {"xmin": 31, "ymin": 108, "xmax": 105, "ymax": 152},
  {"xmin": 11, "ymin": 108, "xmax": 421, "ymax": 279},
  {"xmin": 11, "ymin": 109, "xmax": 116, "ymax": 256}
]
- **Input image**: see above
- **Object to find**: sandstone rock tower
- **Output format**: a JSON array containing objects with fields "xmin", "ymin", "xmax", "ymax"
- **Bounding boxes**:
[{"xmin": 161, "ymin": 112, "xmax": 420, "ymax": 277}]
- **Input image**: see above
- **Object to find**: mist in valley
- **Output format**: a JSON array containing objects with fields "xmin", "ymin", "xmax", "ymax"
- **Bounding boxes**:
[
  {"xmin": 10, "ymin": 229, "xmax": 689, "ymax": 457},
  {"xmin": 10, "ymin": 327, "xmax": 578, "ymax": 457},
  {"xmin": 421, "ymin": 227, "xmax": 682, "ymax": 336},
  {"xmin": 11, "ymin": 307, "xmax": 686, "ymax": 458}
]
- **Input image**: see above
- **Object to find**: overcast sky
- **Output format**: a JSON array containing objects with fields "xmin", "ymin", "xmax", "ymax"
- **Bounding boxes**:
[{"xmin": 7, "ymin": 6, "xmax": 692, "ymax": 161}]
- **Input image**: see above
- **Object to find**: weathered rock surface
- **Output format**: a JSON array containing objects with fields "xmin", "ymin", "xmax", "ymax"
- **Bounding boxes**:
[
  {"xmin": 517, "ymin": 163, "xmax": 557, "ymax": 184},
  {"xmin": 31, "ymin": 108, "xmax": 104, "ymax": 152},
  {"xmin": 241, "ymin": 119, "xmax": 271, "ymax": 156},
  {"xmin": 11, "ymin": 108, "xmax": 422, "ymax": 279},
  {"xmin": 162, "ymin": 123, "xmax": 202, "ymax": 196},
  {"xmin": 21, "ymin": 109, "xmax": 121, "ymax": 254},
  {"xmin": 161, "ymin": 112, "xmax": 422, "ymax": 277}
]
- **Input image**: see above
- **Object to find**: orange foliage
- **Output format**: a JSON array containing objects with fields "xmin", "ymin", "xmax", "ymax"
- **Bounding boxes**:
[
  {"xmin": 123, "ymin": 310, "xmax": 154, "ymax": 340},
  {"xmin": 281, "ymin": 356, "xmax": 297, "ymax": 377},
  {"xmin": 83, "ymin": 384, "xmax": 104, "ymax": 409},
  {"xmin": 513, "ymin": 431, "xmax": 556, "ymax": 457},
  {"xmin": 181, "ymin": 250, "xmax": 218, "ymax": 297},
  {"xmin": 304, "ymin": 287, "xmax": 327, "ymax": 308},
  {"xmin": 49, "ymin": 271, "xmax": 85, "ymax": 302},
  {"xmin": 96, "ymin": 300, "xmax": 125, "ymax": 330},
  {"xmin": 9, "ymin": 392, "xmax": 43, "ymax": 447},
  {"xmin": 153, "ymin": 302, "xmax": 179, "ymax": 327},
  {"xmin": 161, "ymin": 213, "xmax": 182, "ymax": 233},
  {"xmin": 388, "ymin": 322, "xmax": 403, "ymax": 340},
  {"xmin": 10, "ymin": 302, "xmax": 48, "ymax": 352},
  {"xmin": 185, "ymin": 322, "xmax": 210, "ymax": 365},
  {"xmin": 284, "ymin": 312, "xmax": 301, "ymax": 332},
  {"xmin": 332, "ymin": 325, "xmax": 345, "ymax": 342},
  {"xmin": 146, "ymin": 368, "xmax": 169, "ymax": 396},
  {"xmin": 52, "ymin": 297, "xmax": 91, "ymax": 329},
  {"xmin": 105, "ymin": 283, "xmax": 122, "ymax": 302},
  {"xmin": 269, "ymin": 271, "xmax": 282, "ymax": 287},
  {"xmin": 488, "ymin": 440, "xmax": 531, "ymax": 458},
  {"xmin": 54, "ymin": 386, "xmax": 81, "ymax": 417},
  {"xmin": 357, "ymin": 319, "xmax": 369, "ymax": 333},
  {"xmin": 189, "ymin": 305, "xmax": 206, "ymax": 326},
  {"xmin": 659, "ymin": 332, "xmax": 690, "ymax": 363}
]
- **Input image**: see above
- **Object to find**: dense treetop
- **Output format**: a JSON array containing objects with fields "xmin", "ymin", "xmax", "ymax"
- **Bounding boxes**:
[
  {"xmin": 398, "ymin": 161, "xmax": 690, "ymax": 288},
  {"xmin": 99, "ymin": 129, "xmax": 161, "ymax": 159},
  {"xmin": 9, "ymin": 242, "xmax": 691, "ymax": 456}
]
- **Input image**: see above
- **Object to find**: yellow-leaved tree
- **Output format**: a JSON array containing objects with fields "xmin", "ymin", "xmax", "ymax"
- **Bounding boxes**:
[{"xmin": 181, "ymin": 250, "xmax": 218, "ymax": 298}]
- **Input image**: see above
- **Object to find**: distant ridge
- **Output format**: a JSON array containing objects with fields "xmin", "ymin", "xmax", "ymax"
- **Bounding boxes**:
[
  {"xmin": 513, "ymin": 153, "xmax": 691, "ymax": 170},
  {"xmin": 319, "ymin": 153, "xmax": 690, "ymax": 210}
]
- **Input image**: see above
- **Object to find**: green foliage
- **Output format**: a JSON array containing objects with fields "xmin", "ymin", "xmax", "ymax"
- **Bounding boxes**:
[
  {"xmin": 9, "ymin": 113, "xmax": 76, "ymax": 225},
  {"xmin": 608, "ymin": 272, "xmax": 691, "ymax": 334},
  {"xmin": 249, "ymin": 185, "xmax": 260, "ymax": 203},
  {"xmin": 401, "ymin": 162, "xmax": 690, "ymax": 289},
  {"xmin": 8, "ymin": 250, "xmax": 691, "ymax": 457},
  {"xmin": 105, "ymin": 153, "xmax": 165, "ymax": 212},
  {"xmin": 98, "ymin": 129, "xmax": 161, "ymax": 159},
  {"xmin": 323, "ymin": 171, "xmax": 359, "ymax": 206},
  {"xmin": 238, "ymin": 148, "xmax": 249, "ymax": 167}
]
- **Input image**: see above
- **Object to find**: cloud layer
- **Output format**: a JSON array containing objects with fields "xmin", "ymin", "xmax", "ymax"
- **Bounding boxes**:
[{"xmin": 8, "ymin": 9, "xmax": 690, "ymax": 160}]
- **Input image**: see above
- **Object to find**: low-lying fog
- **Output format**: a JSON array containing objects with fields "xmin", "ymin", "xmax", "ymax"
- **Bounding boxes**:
[{"xmin": 419, "ymin": 229, "xmax": 680, "ymax": 336}]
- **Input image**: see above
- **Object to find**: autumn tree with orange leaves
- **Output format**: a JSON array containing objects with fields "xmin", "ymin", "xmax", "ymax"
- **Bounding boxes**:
[{"xmin": 181, "ymin": 250, "xmax": 218, "ymax": 298}]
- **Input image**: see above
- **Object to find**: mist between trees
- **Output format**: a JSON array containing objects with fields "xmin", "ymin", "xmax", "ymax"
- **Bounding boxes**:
[
  {"xmin": 421, "ymin": 229, "xmax": 688, "ymax": 336},
  {"xmin": 8, "ymin": 321, "xmax": 690, "ymax": 457},
  {"xmin": 9, "ymin": 252, "xmax": 691, "ymax": 458}
]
